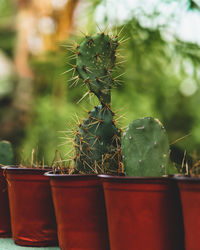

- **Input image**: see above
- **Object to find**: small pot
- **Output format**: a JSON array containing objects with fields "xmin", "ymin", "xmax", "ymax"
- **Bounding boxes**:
[
  {"xmin": 4, "ymin": 166, "xmax": 58, "ymax": 247},
  {"xmin": 45, "ymin": 172, "xmax": 109, "ymax": 250},
  {"xmin": 100, "ymin": 175, "xmax": 184, "ymax": 250},
  {"xmin": 177, "ymin": 176, "xmax": 200, "ymax": 250},
  {"xmin": 0, "ymin": 167, "xmax": 11, "ymax": 237}
]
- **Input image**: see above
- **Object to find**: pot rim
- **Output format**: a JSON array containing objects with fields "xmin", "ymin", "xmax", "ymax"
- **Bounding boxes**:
[
  {"xmin": 44, "ymin": 171, "xmax": 98, "ymax": 179},
  {"xmin": 98, "ymin": 174, "xmax": 171, "ymax": 182},
  {"xmin": 174, "ymin": 175, "xmax": 200, "ymax": 182},
  {"xmin": 2, "ymin": 165, "xmax": 51, "ymax": 173}
]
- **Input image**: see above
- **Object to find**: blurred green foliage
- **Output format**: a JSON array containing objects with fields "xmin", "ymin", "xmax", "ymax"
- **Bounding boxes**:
[{"xmin": 1, "ymin": 0, "xmax": 200, "ymax": 166}]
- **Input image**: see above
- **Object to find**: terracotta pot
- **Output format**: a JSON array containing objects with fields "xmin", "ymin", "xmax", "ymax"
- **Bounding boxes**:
[
  {"xmin": 177, "ymin": 176, "xmax": 200, "ymax": 250},
  {"xmin": 0, "ymin": 167, "xmax": 11, "ymax": 237},
  {"xmin": 45, "ymin": 172, "xmax": 109, "ymax": 250},
  {"xmin": 4, "ymin": 166, "xmax": 58, "ymax": 247},
  {"xmin": 100, "ymin": 175, "xmax": 184, "ymax": 250}
]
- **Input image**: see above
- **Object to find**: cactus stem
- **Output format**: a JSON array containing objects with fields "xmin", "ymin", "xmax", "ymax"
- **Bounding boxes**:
[{"xmin": 72, "ymin": 32, "xmax": 122, "ymax": 174}]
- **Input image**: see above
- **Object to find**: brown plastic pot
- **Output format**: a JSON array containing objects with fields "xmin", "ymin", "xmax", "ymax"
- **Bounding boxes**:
[
  {"xmin": 0, "ymin": 167, "xmax": 11, "ymax": 237},
  {"xmin": 4, "ymin": 166, "xmax": 58, "ymax": 247},
  {"xmin": 177, "ymin": 176, "xmax": 200, "ymax": 250},
  {"xmin": 100, "ymin": 175, "xmax": 184, "ymax": 250},
  {"xmin": 45, "ymin": 172, "xmax": 109, "ymax": 250}
]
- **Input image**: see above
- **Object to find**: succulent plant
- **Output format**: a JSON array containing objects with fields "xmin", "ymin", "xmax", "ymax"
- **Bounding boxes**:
[
  {"xmin": 122, "ymin": 117, "xmax": 170, "ymax": 177},
  {"xmin": 71, "ymin": 32, "xmax": 123, "ymax": 174},
  {"xmin": 75, "ymin": 33, "xmax": 118, "ymax": 105},
  {"xmin": 0, "ymin": 140, "xmax": 14, "ymax": 166}
]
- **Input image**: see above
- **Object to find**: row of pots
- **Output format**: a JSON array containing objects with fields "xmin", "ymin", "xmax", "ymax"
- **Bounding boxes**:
[{"xmin": 0, "ymin": 166, "xmax": 199, "ymax": 250}]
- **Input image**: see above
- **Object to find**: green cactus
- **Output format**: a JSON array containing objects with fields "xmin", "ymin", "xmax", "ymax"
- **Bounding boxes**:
[
  {"xmin": 76, "ymin": 33, "xmax": 118, "ymax": 105},
  {"xmin": 122, "ymin": 117, "xmax": 170, "ymax": 177},
  {"xmin": 72, "ymin": 32, "xmax": 122, "ymax": 174},
  {"xmin": 74, "ymin": 105, "xmax": 121, "ymax": 174},
  {"xmin": 0, "ymin": 141, "xmax": 14, "ymax": 166}
]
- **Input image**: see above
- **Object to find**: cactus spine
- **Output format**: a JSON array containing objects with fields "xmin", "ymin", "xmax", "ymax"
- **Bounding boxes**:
[
  {"xmin": 72, "ymin": 33, "xmax": 122, "ymax": 174},
  {"xmin": 122, "ymin": 117, "xmax": 170, "ymax": 177}
]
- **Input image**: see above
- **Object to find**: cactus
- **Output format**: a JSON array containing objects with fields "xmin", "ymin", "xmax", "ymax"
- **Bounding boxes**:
[
  {"xmin": 76, "ymin": 33, "xmax": 118, "ymax": 105},
  {"xmin": 71, "ymin": 32, "xmax": 122, "ymax": 174},
  {"xmin": 122, "ymin": 117, "xmax": 170, "ymax": 177},
  {"xmin": 0, "ymin": 141, "xmax": 14, "ymax": 166}
]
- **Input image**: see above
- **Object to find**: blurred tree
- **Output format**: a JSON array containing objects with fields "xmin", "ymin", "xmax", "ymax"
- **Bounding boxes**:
[{"xmin": 0, "ymin": 0, "xmax": 80, "ymax": 156}]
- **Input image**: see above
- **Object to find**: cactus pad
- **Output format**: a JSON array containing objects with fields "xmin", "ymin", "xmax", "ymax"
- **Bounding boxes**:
[
  {"xmin": 74, "ymin": 105, "xmax": 122, "ymax": 174},
  {"xmin": 76, "ymin": 33, "xmax": 118, "ymax": 104},
  {"xmin": 122, "ymin": 117, "xmax": 170, "ymax": 177},
  {"xmin": 0, "ymin": 141, "xmax": 14, "ymax": 166}
]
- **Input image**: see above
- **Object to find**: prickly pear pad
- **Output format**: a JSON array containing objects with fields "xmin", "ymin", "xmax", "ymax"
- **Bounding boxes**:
[
  {"xmin": 76, "ymin": 33, "xmax": 118, "ymax": 104},
  {"xmin": 122, "ymin": 117, "xmax": 170, "ymax": 177},
  {"xmin": 74, "ymin": 105, "xmax": 122, "ymax": 174}
]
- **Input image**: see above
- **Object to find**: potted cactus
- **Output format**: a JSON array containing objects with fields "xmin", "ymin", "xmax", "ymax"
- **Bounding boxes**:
[
  {"xmin": 3, "ymin": 151, "xmax": 58, "ymax": 247},
  {"xmin": 46, "ymin": 31, "xmax": 123, "ymax": 250},
  {"xmin": 0, "ymin": 141, "xmax": 13, "ymax": 238},
  {"xmin": 100, "ymin": 117, "xmax": 184, "ymax": 250},
  {"xmin": 47, "ymin": 29, "xmax": 184, "ymax": 250}
]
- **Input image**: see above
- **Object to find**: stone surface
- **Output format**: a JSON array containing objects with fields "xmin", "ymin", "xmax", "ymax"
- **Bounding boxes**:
[{"xmin": 0, "ymin": 239, "xmax": 60, "ymax": 250}]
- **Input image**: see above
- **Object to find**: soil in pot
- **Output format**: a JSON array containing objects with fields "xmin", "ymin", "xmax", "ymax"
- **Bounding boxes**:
[
  {"xmin": 100, "ymin": 175, "xmax": 184, "ymax": 250},
  {"xmin": 0, "ymin": 168, "xmax": 11, "ymax": 237},
  {"xmin": 46, "ymin": 172, "xmax": 109, "ymax": 250},
  {"xmin": 4, "ymin": 166, "xmax": 58, "ymax": 247}
]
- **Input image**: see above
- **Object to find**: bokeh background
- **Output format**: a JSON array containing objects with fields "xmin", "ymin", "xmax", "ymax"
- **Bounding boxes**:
[{"xmin": 0, "ymin": 0, "xmax": 200, "ymax": 166}]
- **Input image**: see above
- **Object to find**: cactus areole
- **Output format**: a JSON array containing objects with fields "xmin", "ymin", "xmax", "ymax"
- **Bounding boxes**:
[{"xmin": 73, "ymin": 33, "xmax": 122, "ymax": 174}]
